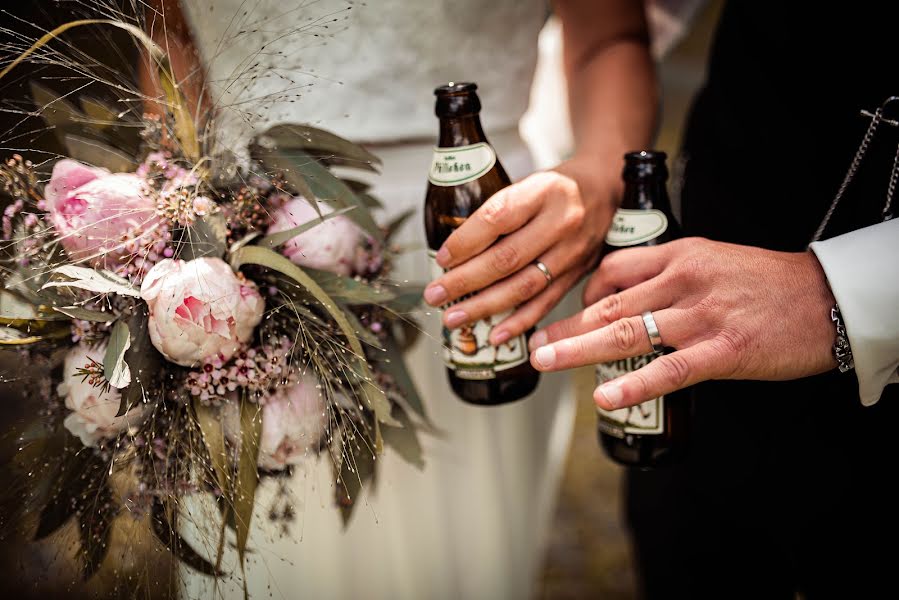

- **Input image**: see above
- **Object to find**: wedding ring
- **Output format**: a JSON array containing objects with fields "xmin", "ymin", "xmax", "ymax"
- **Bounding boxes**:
[
  {"xmin": 533, "ymin": 260, "xmax": 553, "ymax": 284},
  {"xmin": 642, "ymin": 311, "xmax": 664, "ymax": 353}
]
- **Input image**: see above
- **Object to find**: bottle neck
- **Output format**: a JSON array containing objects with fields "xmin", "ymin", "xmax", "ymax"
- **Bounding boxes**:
[
  {"xmin": 437, "ymin": 114, "xmax": 490, "ymax": 148},
  {"xmin": 621, "ymin": 178, "xmax": 673, "ymax": 212}
]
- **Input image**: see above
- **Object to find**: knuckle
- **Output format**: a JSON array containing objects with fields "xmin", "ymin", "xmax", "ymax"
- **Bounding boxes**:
[
  {"xmin": 709, "ymin": 327, "xmax": 752, "ymax": 377},
  {"xmin": 562, "ymin": 204, "xmax": 586, "ymax": 231},
  {"xmin": 479, "ymin": 192, "xmax": 508, "ymax": 226},
  {"xmin": 597, "ymin": 293, "xmax": 623, "ymax": 325},
  {"xmin": 516, "ymin": 274, "xmax": 540, "ymax": 302},
  {"xmin": 490, "ymin": 244, "xmax": 519, "ymax": 274},
  {"xmin": 445, "ymin": 272, "xmax": 469, "ymax": 297},
  {"xmin": 658, "ymin": 352, "xmax": 692, "ymax": 389},
  {"xmin": 611, "ymin": 318, "xmax": 640, "ymax": 353}
]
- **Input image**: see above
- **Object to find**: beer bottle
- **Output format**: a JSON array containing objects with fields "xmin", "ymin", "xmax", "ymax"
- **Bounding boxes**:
[
  {"xmin": 424, "ymin": 82, "xmax": 540, "ymax": 405},
  {"xmin": 596, "ymin": 150, "xmax": 691, "ymax": 467}
]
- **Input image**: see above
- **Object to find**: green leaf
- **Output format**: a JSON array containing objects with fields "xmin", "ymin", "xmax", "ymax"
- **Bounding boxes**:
[
  {"xmin": 251, "ymin": 150, "xmax": 317, "ymax": 208},
  {"xmin": 103, "ymin": 320, "xmax": 131, "ymax": 390},
  {"xmin": 118, "ymin": 306, "xmax": 163, "ymax": 416},
  {"xmin": 381, "ymin": 405, "xmax": 425, "ymax": 469},
  {"xmin": 79, "ymin": 97, "xmax": 118, "ymax": 125},
  {"xmin": 158, "ymin": 56, "xmax": 200, "ymax": 161},
  {"xmin": 255, "ymin": 124, "xmax": 381, "ymax": 171},
  {"xmin": 42, "ymin": 265, "xmax": 140, "ymax": 298},
  {"xmin": 303, "ymin": 267, "xmax": 397, "ymax": 306},
  {"xmin": 178, "ymin": 213, "xmax": 228, "ymax": 261},
  {"xmin": 151, "ymin": 498, "xmax": 223, "ymax": 577},
  {"xmin": 335, "ymin": 429, "xmax": 377, "ymax": 526},
  {"xmin": 253, "ymin": 148, "xmax": 384, "ymax": 242},
  {"xmin": 77, "ymin": 482, "xmax": 115, "ymax": 580},
  {"xmin": 54, "ymin": 305, "xmax": 113, "ymax": 322},
  {"xmin": 0, "ymin": 324, "xmax": 69, "ymax": 346},
  {"xmin": 234, "ymin": 395, "xmax": 261, "ymax": 564},
  {"xmin": 231, "ymin": 246, "xmax": 397, "ymax": 428},
  {"xmin": 384, "ymin": 208, "xmax": 416, "ymax": 241},
  {"xmin": 381, "ymin": 285, "xmax": 424, "ymax": 315},
  {"xmin": 376, "ymin": 332, "xmax": 428, "ymax": 422},
  {"xmin": 64, "ymin": 134, "xmax": 137, "ymax": 173},
  {"xmin": 257, "ymin": 206, "xmax": 356, "ymax": 250},
  {"xmin": 34, "ymin": 441, "xmax": 105, "ymax": 541},
  {"xmin": 194, "ymin": 400, "xmax": 229, "ymax": 499},
  {"xmin": 0, "ymin": 289, "xmax": 68, "ymax": 326}
]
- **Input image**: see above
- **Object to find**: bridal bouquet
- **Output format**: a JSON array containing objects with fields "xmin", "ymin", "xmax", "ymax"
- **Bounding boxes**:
[{"xmin": 0, "ymin": 16, "xmax": 424, "ymax": 581}]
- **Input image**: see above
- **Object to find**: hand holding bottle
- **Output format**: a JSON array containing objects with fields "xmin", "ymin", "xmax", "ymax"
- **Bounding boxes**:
[
  {"xmin": 423, "ymin": 155, "xmax": 621, "ymax": 345},
  {"xmin": 528, "ymin": 238, "xmax": 839, "ymax": 410}
]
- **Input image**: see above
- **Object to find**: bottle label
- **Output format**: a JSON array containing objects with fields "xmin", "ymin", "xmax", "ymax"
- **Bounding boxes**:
[
  {"xmin": 428, "ymin": 250, "xmax": 529, "ymax": 380},
  {"xmin": 595, "ymin": 354, "xmax": 664, "ymax": 437},
  {"xmin": 605, "ymin": 208, "xmax": 669, "ymax": 247},
  {"xmin": 428, "ymin": 143, "xmax": 497, "ymax": 187}
]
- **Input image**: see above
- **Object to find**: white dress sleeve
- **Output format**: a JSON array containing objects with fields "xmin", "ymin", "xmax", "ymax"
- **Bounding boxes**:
[{"xmin": 809, "ymin": 218, "xmax": 899, "ymax": 406}]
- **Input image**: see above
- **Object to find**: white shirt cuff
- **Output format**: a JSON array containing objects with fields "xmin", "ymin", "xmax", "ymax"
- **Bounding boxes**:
[{"xmin": 810, "ymin": 218, "xmax": 899, "ymax": 406}]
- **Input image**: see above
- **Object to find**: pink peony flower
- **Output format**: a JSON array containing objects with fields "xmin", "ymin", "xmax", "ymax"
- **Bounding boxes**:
[
  {"xmin": 266, "ymin": 197, "xmax": 374, "ymax": 276},
  {"xmin": 59, "ymin": 344, "xmax": 145, "ymax": 447},
  {"xmin": 140, "ymin": 257, "xmax": 265, "ymax": 366},
  {"xmin": 221, "ymin": 374, "xmax": 327, "ymax": 471},
  {"xmin": 45, "ymin": 159, "xmax": 159, "ymax": 263}
]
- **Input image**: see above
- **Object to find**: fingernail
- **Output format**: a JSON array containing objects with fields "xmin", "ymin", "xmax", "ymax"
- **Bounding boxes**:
[
  {"xmin": 445, "ymin": 310, "xmax": 468, "ymax": 328},
  {"xmin": 491, "ymin": 329, "xmax": 511, "ymax": 346},
  {"xmin": 436, "ymin": 246, "xmax": 452, "ymax": 266},
  {"xmin": 529, "ymin": 330, "xmax": 547, "ymax": 351},
  {"xmin": 597, "ymin": 381, "xmax": 624, "ymax": 409},
  {"xmin": 424, "ymin": 285, "xmax": 447, "ymax": 306},
  {"xmin": 534, "ymin": 345, "xmax": 556, "ymax": 368}
]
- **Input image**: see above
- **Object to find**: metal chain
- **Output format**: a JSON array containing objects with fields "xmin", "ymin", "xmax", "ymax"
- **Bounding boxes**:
[{"xmin": 809, "ymin": 108, "xmax": 882, "ymax": 243}]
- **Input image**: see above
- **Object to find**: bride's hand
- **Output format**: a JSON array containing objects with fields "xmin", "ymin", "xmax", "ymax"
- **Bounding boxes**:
[{"xmin": 423, "ymin": 156, "xmax": 620, "ymax": 345}]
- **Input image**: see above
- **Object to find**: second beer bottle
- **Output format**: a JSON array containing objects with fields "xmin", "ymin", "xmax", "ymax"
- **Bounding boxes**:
[
  {"xmin": 596, "ymin": 151, "xmax": 691, "ymax": 468},
  {"xmin": 424, "ymin": 82, "xmax": 540, "ymax": 405}
]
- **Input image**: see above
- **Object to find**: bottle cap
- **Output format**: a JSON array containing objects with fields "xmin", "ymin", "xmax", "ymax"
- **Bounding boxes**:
[
  {"xmin": 434, "ymin": 82, "xmax": 481, "ymax": 118},
  {"xmin": 623, "ymin": 150, "xmax": 669, "ymax": 181}
]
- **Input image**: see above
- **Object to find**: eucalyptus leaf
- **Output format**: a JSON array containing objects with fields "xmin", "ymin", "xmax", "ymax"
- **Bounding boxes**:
[
  {"xmin": 251, "ymin": 150, "xmax": 317, "ymax": 210},
  {"xmin": 256, "ymin": 124, "xmax": 380, "ymax": 171},
  {"xmin": 77, "ymin": 482, "xmax": 115, "ymax": 580},
  {"xmin": 194, "ymin": 400, "xmax": 229, "ymax": 497},
  {"xmin": 158, "ymin": 56, "xmax": 200, "ymax": 161},
  {"xmin": 103, "ymin": 320, "xmax": 131, "ymax": 389},
  {"xmin": 79, "ymin": 97, "xmax": 118, "ymax": 125},
  {"xmin": 382, "ymin": 285, "xmax": 424, "ymax": 315},
  {"xmin": 376, "ymin": 333, "xmax": 428, "ymax": 422},
  {"xmin": 0, "ymin": 324, "xmax": 69, "ymax": 346},
  {"xmin": 151, "ymin": 498, "xmax": 223, "ymax": 576},
  {"xmin": 43, "ymin": 265, "xmax": 140, "ymax": 298},
  {"xmin": 234, "ymin": 396, "xmax": 261, "ymax": 564},
  {"xmin": 179, "ymin": 213, "xmax": 228, "ymax": 261},
  {"xmin": 118, "ymin": 307, "xmax": 163, "ymax": 416},
  {"xmin": 253, "ymin": 148, "xmax": 383, "ymax": 241},
  {"xmin": 257, "ymin": 205, "xmax": 356, "ymax": 249},
  {"xmin": 64, "ymin": 134, "xmax": 136, "ymax": 172},
  {"xmin": 231, "ymin": 246, "xmax": 397, "ymax": 427},
  {"xmin": 303, "ymin": 267, "xmax": 397, "ymax": 306},
  {"xmin": 0, "ymin": 289, "xmax": 68, "ymax": 326},
  {"xmin": 381, "ymin": 405, "xmax": 425, "ymax": 469},
  {"xmin": 34, "ymin": 441, "xmax": 106, "ymax": 541},
  {"xmin": 54, "ymin": 305, "xmax": 113, "ymax": 322},
  {"xmin": 29, "ymin": 81, "xmax": 83, "ymax": 145},
  {"xmin": 384, "ymin": 208, "xmax": 416, "ymax": 241},
  {"xmin": 335, "ymin": 429, "xmax": 377, "ymax": 526}
]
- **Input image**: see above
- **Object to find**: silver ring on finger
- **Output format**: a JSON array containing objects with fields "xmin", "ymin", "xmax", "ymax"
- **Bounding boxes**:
[
  {"xmin": 533, "ymin": 260, "xmax": 553, "ymax": 285},
  {"xmin": 642, "ymin": 311, "xmax": 665, "ymax": 354}
]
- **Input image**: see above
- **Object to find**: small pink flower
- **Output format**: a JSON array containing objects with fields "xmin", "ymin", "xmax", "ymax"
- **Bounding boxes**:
[
  {"xmin": 192, "ymin": 196, "xmax": 213, "ymax": 217},
  {"xmin": 140, "ymin": 257, "xmax": 265, "ymax": 367},
  {"xmin": 266, "ymin": 197, "xmax": 375, "ymax": 276},
  {"xmin": 59, "ymin": 344, "xmax": 146, "ymax": 447},
  {"xmin": 45, "ymin": 159, "xmax": 159, "ymax": 264}
]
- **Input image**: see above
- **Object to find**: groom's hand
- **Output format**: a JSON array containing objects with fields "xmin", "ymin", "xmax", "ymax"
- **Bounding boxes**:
[{"xmin": 423, "ymin": 156, "xmax": 619, "ymax": 345}]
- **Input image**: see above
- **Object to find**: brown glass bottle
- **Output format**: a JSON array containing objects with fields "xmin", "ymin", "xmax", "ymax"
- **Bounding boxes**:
[
  {"xmin": 424, "ymin": 82, "xmax": 540, "ymax": 405},
  {"xmin": 596, "ymin": 151, "xmax": 691, "ymax": 468}
]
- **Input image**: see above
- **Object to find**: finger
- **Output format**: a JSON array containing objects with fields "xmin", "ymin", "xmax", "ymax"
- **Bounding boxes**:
[
  {"xmin": 530, "ymin": 308, "xmax": 691, "ymax": 372},
  {"xmin": 435, "ymin": 174, "xmax": 551, "ymax": 268},
  {"xmin": 488, "ymin": 268, "xmax": 584, "ymax": 345},
  {"xmin": 443, "ymin": 240, "xmax": 580, "ymax": 330},
  {"xmin": 426, "ymin": 208, "xmax": 561, "ymax": 306},
  {"xmin": 593, "ymin": 342, "xmax": 720, "ymax": 410},
  {"xmin": 529, "ymin": 275, "xmax": 675, "ymax": 351},
  {"xmin": 582, "ymin": 244, "xmax": 671, "ymax": 307}
]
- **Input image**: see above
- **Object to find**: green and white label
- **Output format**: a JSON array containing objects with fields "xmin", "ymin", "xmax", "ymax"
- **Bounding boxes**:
[
  {"xmin": 595, "ymin": 354, "xmax": 664, "ymax": 436},
  {"xmin": 605, "ymin": 208, "xmax": 668, "ymax": 247},
  {"xmin": 428, "ymin": 143, "xmax": 497, "ymax": 187},
  {"xmin": 428, "ymin": 250, "xmax": 528, "ymax": 379}
]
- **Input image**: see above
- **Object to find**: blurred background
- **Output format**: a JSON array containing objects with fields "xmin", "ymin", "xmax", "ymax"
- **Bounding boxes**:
[{"xmin": 0, "ymin": 1, "xmax": 723, "ymax": 597}]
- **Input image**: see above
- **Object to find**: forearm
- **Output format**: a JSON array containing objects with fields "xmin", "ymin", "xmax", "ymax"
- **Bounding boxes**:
[{"xmin": 555, "ymin": 0, "xmax": 658, "ymax": 180}]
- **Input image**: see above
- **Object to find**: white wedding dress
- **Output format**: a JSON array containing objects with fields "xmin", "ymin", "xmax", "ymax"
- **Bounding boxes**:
[{"xmin": 178, "ymin": 2, "xmax": 577, "ymax": 598}]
